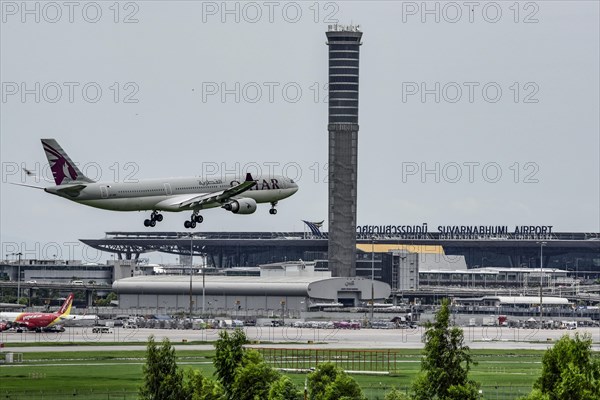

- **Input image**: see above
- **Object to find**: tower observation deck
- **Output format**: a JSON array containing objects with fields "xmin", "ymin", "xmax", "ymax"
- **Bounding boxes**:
[{"xmin": 326, "ymin": 24, "xmax": 362, "ymax": 277}]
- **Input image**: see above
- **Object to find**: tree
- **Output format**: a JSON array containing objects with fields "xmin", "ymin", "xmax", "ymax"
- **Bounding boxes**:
[
  {"xmin": 411, "ymin": 298, "xmax": 479, "ymax": 400},
  {"xmin": 185, "ymin": 370, "xmax": 224, "ymax": 400},
  {"xmin": 96, "ymin": 292, "xmax": 117, "ymax": 306},
  {"xmin": 307, "ymin": 363, "xmax": 365, "ymax": 400},
  {"xmin": 519, "ymin": 333, "xmax": 600, "ymax": 400},
  {"xmin": 230, "ymin": 350, "xmax": 280, "ymax": 400},
  {"xmin": 213, "ymin": 329, "xmax": 248, "ymax": 399},
  {"xmin": 323, "ymin": 372, "xmax": 365, "ymax": 400},
  {"xmin": 268, "ymin": 376, "xmax": 303, "ymax": 400},
  {"xmin": 139, "ymin": 335, "xmax": 188, "ymax": 400},
  {"xmin": 308, "ymin": 363, "xmax": 339, "ymax": 400},
  {"xmin": 384, "ymin": 388, "xmax": 410, "ymax": 400}
]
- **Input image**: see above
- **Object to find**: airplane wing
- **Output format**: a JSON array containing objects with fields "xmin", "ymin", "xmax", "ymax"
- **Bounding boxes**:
[{"xmin": 163, "ymin": 173, "xmax": 257, "ymax": 209}]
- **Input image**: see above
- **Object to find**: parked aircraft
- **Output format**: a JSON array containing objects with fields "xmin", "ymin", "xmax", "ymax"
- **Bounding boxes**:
[{"xmin": 0, "ymin": 294, "xmax": 73, "ymax": 332}]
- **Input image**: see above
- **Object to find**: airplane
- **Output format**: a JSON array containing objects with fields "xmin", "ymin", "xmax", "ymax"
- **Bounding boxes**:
[
  {"xmin": 0, "ymin": 294, "xmax": 74, "ymax": 332},
  {"xmin": 15, "ymin": 139, "xmax": 299, "ymax": 228}
]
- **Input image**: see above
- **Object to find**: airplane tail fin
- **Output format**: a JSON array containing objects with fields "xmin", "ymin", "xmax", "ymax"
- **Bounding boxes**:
[
  {"xmin": 41, "ymin": 139, "xmax": 95, "ymax": 185},
  {"xmin": 58, "ymin": 293, "xmax": 74, "ymax": 316}
]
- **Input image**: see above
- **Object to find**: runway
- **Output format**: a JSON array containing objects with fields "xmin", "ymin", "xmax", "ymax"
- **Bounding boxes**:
[{"xmin": 2, "ymin": 325, "xmax": 599, "ymax": 353}]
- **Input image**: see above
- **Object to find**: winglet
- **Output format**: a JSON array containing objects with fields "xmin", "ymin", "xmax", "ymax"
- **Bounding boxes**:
[{"xmin": 245, "ymin": 173, "xmax": 254, "ymax": 182}]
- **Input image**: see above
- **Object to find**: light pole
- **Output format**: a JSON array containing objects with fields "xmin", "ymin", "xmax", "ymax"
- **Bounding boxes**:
[
  {"xmin": 189, "ymin": 233, "xmax": 194, "ymax": 317},
  {"xmin": 201, "ymin": 245, "xmax": 206, "ymax": 316},
  {"xmin": 370, "ymin": 237, "xmax": 375, "ymax": 323},
  {"xmin": 537, "ymin": 241, "xmax": 547, "ymax": 327},
  {"xmin": 14, "ymin": 252, "xmax": 22, "ymax": 300},
  {"xmin": 575, "ymin": 258, "xmax": 580, "ymax": 295}
]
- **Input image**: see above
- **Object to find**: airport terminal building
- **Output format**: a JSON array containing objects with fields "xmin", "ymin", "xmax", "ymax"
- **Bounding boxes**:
[{"xmin": 82, "ymin": 228, "xmax": 600, "ymax": 279}]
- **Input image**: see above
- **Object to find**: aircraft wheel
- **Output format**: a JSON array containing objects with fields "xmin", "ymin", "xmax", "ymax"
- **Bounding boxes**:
[
  {"xmin": 184, "ymin": 220, "xmax": 191, "ymax": 229},
  {"xmin": 156, "ymin": 214, "xmax": 163, "ymax": 222},
  {"xmin": 195, "ymin": 215, "xmax": 203, "ymax": 223},
  {"xmin": 144, "ymin": 219, "xmax": 150, "ymax": 227},
  {"xmin": 150, "ymin": 220, "xmax": 156, "ymax": 227},
  {"xmin": 190, "ymin": 221, "xmax": 197, "ymax": 229},
  {"xmin": 270, "ymin": 209, "xmax": 277, "ymax": 215}
]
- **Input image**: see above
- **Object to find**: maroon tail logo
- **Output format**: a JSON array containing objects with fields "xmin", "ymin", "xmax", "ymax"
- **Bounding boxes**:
[{"xmin": 43, "ymin": 143, "xmax": 78, "ymax": 185}]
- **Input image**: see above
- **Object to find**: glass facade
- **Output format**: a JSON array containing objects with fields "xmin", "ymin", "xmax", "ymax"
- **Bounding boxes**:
[{"xmin": 327, "ymin": 30, "xmax": 361, "ymax": 125}]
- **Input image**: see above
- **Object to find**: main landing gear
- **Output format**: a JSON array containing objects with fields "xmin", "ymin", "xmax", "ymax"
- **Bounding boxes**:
[
  {"xmin": 269, "ymin": 201, "xmax": 278, "ymax": 215},
  {"xmin": 144, "ymin": 211, "xmax": 163, "ymax": 227},
  {"xmin": 184, "ymin": 211, "xmax": 203, "ymax": 229}
]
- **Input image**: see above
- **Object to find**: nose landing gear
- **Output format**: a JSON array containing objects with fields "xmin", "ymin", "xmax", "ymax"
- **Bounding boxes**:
[{"xmin": 269, "ymin": 201, "xmax": 278, "ymax": 215}]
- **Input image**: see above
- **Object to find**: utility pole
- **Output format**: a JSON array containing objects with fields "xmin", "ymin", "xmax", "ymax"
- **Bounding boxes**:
[
  {"xmin": 15, "ymin": 252, "xmax": 22, "ymax": 300},
  {"xmin": 537, "ymin": 241, "xmax": 547, "ymax": 327},
  {"xmin": 370, "ymin": 238, "xmax": 375, "ymax": 323},
  {"xmin": 189, "ymin": 234, "xmax": 194, "ymax": 317}
]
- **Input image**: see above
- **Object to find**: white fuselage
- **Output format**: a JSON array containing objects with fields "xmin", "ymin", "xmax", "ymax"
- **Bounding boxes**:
[{"xmin": 44, "ymin": 175, "xmax": 298, "ymax": 212}]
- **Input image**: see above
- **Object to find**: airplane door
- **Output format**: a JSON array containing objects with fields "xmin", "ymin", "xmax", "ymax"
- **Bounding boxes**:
[
  {"xmin": 100, "ymin": 186, "xmax": 108, "ymax": 199},
  {"xmin": 164, "ymin": 183, "xmax": 172, "ymax": 196}
]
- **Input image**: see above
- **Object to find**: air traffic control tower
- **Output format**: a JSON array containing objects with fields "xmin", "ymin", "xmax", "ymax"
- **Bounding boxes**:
[{"xmin": 326, "ymin": 24, "xmax": 362, "ymax": 277}]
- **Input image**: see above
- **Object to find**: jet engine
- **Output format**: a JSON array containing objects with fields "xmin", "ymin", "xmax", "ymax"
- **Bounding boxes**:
[{"xmin": 223, "ymin": 198, "xmax": 257, "ymax": 214}]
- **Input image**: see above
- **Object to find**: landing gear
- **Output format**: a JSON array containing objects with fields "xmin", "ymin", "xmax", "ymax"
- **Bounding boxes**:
[
  {"xmin": 184, "ymin": 211, "xmax": 203, "ymax": 229},
  {"xmin": 143, "ymin": 211, "xmax": 163, "ymax": 227},
  {"xmin": 184, "ymin": 220, "xmax": 196, "ymax": 229},
  {"xmin": 269, "ymin": 201, "xmax": 278, "ymax": 215}
]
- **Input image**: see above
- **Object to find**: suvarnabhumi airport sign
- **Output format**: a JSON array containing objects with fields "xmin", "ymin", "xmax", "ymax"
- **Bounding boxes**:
[{"xmin": 356, "ymin": 224, "xmax": 553, "ymax": 236}]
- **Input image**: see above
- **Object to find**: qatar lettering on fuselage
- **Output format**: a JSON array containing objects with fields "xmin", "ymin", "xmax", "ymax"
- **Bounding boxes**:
[{"xmin": 228, "ymin": 179, "xmax": 280, "ymax": 190}]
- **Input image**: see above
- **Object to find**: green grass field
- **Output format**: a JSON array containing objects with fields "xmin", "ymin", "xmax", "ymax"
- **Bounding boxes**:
[{"xmin": 0, "ymin": 347, "xmax": 550, "ymax": 400}]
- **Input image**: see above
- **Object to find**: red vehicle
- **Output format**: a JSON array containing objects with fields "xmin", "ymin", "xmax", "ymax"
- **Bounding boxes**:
[{"xmin": 0, "ymin": 294, "xmax": 74, "ymax": 332}]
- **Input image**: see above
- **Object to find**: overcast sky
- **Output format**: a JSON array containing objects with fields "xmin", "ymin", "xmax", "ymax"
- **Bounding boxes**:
[{"xmin": 1, "ymin": 1, "xmax": 598, "ymax": 263}]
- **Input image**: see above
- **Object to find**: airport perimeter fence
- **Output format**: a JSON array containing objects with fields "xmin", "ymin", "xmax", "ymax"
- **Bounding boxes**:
[
  {"xmin": 0, "ymin": 390, "xmax": 138, "ymax": 399},
  {"xmin": 361, "ymin": 385, "xmax": 533, "ymax": 400},
  {"xmin": 257, "ymin": 347, "xmax": 404, "ymax": 373},
  {"xmin": 0, "ymin": 386, "xmax": 534, "ymax": 400}
]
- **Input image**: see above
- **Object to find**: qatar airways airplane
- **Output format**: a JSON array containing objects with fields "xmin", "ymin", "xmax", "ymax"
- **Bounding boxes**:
[{"xmin": 16, "ymin": 139, "xmax": 298, "ymax": 228}]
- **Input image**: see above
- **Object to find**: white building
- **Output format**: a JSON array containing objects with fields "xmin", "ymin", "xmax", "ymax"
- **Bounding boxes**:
[{"xmin": 113, "ymin": 261, "xmax": 391, "ymax": 313}]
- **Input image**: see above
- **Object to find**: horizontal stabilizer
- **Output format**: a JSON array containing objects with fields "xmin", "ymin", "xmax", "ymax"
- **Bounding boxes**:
[{"xmin": 9, "ymin": 182, "xmax": 45, "ymax": 190}]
